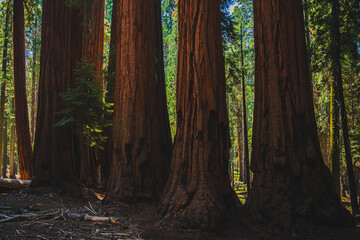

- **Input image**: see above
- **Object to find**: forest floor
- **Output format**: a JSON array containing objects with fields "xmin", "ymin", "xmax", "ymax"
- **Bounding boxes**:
[{"xmin": 0, "ymin": 186, "xmax": 360, "ymax": 240}]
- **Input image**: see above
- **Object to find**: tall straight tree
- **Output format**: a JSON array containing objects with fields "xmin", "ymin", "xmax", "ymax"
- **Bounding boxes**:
[
  {"xmin": 78, "ymin": 0, "xmax": 105, "ymax": 187},
  {"xmin": 13, "ymin": 0, "xmax": 33, "ymax": 180},
  {"xmin": 105, "ymin": 0, "xmax": 172, "ymax": 201},
  {"xmin": 159, "ymin": 0, "xmax": 238, "ymax": 230},
  {"xmin": 32, "ymin": 0, "xmax": 82, "ymax": 187},
  {"xmin": 330, "ymin": 0, "xmax": 359, "ymax": 215},
  {"xmin": 30, "ymin": 6, "xmax": 40, "ymax": 144},
  {"xmin": 0, "ymin": 2, "xmax": 10, "ymax": 177},
  {"xmin": 247, "ymin": 0, "xmax": 352, "ymax": 227}
]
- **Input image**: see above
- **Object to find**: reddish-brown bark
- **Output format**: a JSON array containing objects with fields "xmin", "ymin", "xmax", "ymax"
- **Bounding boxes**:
[
  {"xmin": 79, "ymin": 0, "xmax": 105, "ymax": 187},
  {"xmin": 247, "ymin": 0, "xmax": 352, "ymax": 227},
  {"xmin": 13, "ymin": 0, "xmax": 33, "ymax": 180},
  {"xmin": 158, "ymin": 0, "xmax": 239, "ymax": 230},
  {"xmin": 32, "ymin": 0, "xmax": 82, "ymax": 187},
  {"xmin": 105, "ymin": 0, "xmax": 172, "ymax": 202}
]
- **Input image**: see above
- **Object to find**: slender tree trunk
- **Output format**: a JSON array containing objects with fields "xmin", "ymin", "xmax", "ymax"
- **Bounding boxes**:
[
  {"xmin": 159, "ymin": 0, "xmax": 239, "ymax": 230},
  {"xmin": 331, "ymin": 0, "xmax": 359, "ymax": 215},
  {"xmin": 13, "ymin": 0, "xmax": 33, "ymax": 180},
  {"xmin": 105, "ymin": 0, "xmax": 172, "ymax": 202},
  {"xmin": 9, "ymin": 118, "xmax": 16, "ymax": 179},
  {"xmin": 330, "ymin": 74, "xmax": 340, "ymax": 197},
  {"xmin": 329, "ymin": 0, "xmax": 341, "ymax": 196},
  {"xmin": 0, "ymin": 2, "xmax": 10, "ymax": 178},
  {"xmin": 32, "ymin": 0, "xmax": 82, "ymax": 188},
  {"xmin": 240, "ymin": 22, "xmax": 250, "ymax": 191},
  {"xmin": 2, "ymin": 119, "xmax": 7, "ymax": 178},
  {"xmin": 30, "ymin": 16, "xmax": 39, "ymax": 144},
  {"xmin": 236, "ymin": 111, "xmax": 243, "ymax": 182},
  {"xmin": 247, "ymin": 0, "xmax": 352, "ymax": 227}
]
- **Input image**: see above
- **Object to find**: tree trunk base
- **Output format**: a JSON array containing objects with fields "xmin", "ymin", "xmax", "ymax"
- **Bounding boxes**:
[{"xmin": 159, "ymin": 187, "xmax": 238, "ymax": 231}]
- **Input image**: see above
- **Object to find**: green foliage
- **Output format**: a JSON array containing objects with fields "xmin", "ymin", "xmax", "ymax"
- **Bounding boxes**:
[
  {"xmin": 56, "ymin": 60, "xmax": 112, "ymax": 149},
  {"xmin": 307, "ymin": 0, "xmax": 360, "ymax": 166},
  {"xmin": 224, "ymin": 0, "xmax": 254, "ymax": 164},
  {"xmin": 162, "ymin": 0, "xmax": 177, "ymax": 139}
]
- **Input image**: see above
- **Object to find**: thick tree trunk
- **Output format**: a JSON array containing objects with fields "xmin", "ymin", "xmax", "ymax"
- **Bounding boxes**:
[
  {"xmin": 13, "ymin": 0, "xmax": 33, "ymax": 180},
  {"xmin": 158, "ymin": 0, "xmax": 239, "ymax": 230},
  {"xmin": 32, "ymin": 0, "xmax": 82, "ymax": 188},
  {"xmin": 2, "ymin": 119, "xmax": 7, "ymax": 178},
  {"xmin": 105, "ymin": 0, "xmax": 172, "ymax": 202},
  {"xmin": 247, "ymin": 0, "xmax": 352, "ymax": 227},
  {"xmin": 79, "ymin": 0, "xmax": 105, "ymax": 187},
  {"xmin": 9, "ymin": 118, "xmax": 16, "ymax": 179},
  {"xmin": 330, "ymin": 0, "xmax": 359, "ymax": 215}
]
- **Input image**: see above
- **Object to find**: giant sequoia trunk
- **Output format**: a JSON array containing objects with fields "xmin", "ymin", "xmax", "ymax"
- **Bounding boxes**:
[
  {"xmin": 79, "ymin": 0, "xmax": 105, "ymax": 187},
  {"xmin": 158, "ymin": 0, "xmax": 239, "ymax": 230},
  {"xmin": 32, "ymin": 0, "xmax": 82, "ymax": 187},
  {"xmin": 105, "ymin": 0, "xmax": 172, "ymax": 201},
  {"xmin": 13, "ymin": 0, "xmax": 33, "ymax": 180},
  {"xmin": 247, "ymin": 0, "xmax": 352, "ymax": 227}
]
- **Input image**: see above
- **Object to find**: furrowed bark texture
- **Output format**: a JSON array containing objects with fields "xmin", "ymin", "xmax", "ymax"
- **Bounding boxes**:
[
  {"xmin": 80, "ymin": 0, "xmax": 105, "ymax": 187},
  {"xmin": 158, "ymin": 0, "xmax": 239, "ymax": 230},
  {"xmin": 32, "ymin": 0, "xmax": 81, "ymax": 187},
  {"xmin": 247, "ymin": 0, "xmax": 352, "ymax": 227},
  {"xmin": 105, "ymin": 0, "xmax": 172, "ymax": 201},
  {"xmin": 13, "ymin": 0, "xmax": 33, "ymax": 180}
]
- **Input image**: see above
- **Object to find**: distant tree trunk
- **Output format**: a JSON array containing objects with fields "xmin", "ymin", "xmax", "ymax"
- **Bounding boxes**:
[
  {"xmin": 240, "ymin": 22, "xmax": 250, "ymax": 191},
  {"xmin": 2, "ymin": 119, "xmax": 7, "ymax": 178},
  {"xmin": 30, "ymin": 16, "xmax": 39, "ymax": 144},
  {"xmin": 32, "ymin": 0, "xmax": 82, "ymax": 188},
  {"xmin": 330, "ymin": 77, "xmax": 340, "ymax": 197},
  {"xmin": 13, "ymin": 0, "xmax": 33, "ymax": 180},
  {"xmin": 330, "ymin": 0, "xmax": 359, "ymax": 215},
  {"xmin": 247, "ymin": 0, "xmax": 352, "ymax": 227},
  {"xmin": 101, "ymin": 0, "xmax": 118, "ymax": 188},
  {"xmin": 79, "ymin": 0, "xmax": 105, "ymax": 187},
  {"xmin": 105, "ymin": 0, "xmax": 172, "ymax": 202},
  {"xmin": 9, "ymin": 118, "xmax": 16, "ymax": 179},
  {"xmin": 236, "ymin": 111, "xmax": 243, "ymax": 182},
  {"xmin": 0, "ymin": 1, "xmax": 10, "ymax": 178},
  {"xmin": 158, "ymin": 0, "xmax": 239, "ymax": 230}
]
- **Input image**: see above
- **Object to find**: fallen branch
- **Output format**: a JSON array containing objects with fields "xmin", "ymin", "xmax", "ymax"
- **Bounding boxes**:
[
  {"xmin": 0, "ymin": 178, "xmax": 31, "ymax": 189},
  {"xmin": 0, "ymin": 213, "xmax": 37, "ymax": 223},
  {"xmin": 84, "ymin": 214, "xmax": 118, "ymax": 223}
]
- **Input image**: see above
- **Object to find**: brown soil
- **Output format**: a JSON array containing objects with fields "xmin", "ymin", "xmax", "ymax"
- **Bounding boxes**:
[{"xmin": 0, "ymin": 187, "xmax": 359, "ymax": 240}]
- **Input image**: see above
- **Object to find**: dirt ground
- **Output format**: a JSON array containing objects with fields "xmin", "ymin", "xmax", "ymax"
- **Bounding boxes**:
[{"xmin": 0, "ymin": 187, "xmax": 359, "ymax": 240}]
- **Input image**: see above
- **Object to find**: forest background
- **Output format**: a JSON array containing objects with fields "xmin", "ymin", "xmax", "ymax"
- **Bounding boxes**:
[{"xmin": 0, "ymin": 0, "xmax": 359, "ymax": 207}]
